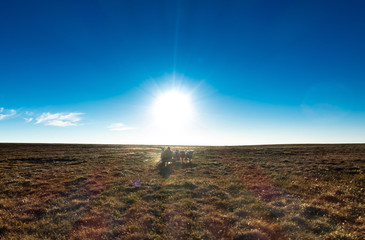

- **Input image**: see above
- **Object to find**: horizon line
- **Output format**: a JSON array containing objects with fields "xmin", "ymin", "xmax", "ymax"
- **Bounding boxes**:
[{"xmin": 1, "ymin": 141, "xmax": 364, "ymax": 147}]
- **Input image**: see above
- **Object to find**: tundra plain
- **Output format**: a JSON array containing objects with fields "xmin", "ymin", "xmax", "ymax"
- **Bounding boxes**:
[{"xmin": 0, "ymin": 143, "xmax": 364, "ymax": 239}]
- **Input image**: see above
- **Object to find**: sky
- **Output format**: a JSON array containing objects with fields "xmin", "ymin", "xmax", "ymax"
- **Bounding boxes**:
[{"xmin": 1, "ymin": 0, "xmax": 365, "ymax": 145}]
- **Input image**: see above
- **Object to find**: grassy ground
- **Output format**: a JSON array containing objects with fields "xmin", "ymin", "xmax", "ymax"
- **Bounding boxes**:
[{"xmin": 0, "ymin": 143, "xmax": 364, "ymax": 239}]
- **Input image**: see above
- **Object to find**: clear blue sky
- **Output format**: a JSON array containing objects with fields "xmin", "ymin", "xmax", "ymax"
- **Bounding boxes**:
[{"xmin": 1, "ymin": 0, "xmax": 365, "ymax": 145}]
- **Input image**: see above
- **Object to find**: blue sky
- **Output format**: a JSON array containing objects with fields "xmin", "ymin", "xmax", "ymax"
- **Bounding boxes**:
[{"xmin": 1, "ymin": 0, "xmax": 365, "ymax": 145}]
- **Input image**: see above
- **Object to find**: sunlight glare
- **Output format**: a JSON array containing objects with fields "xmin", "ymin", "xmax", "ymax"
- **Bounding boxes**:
[{"xmin": 153, "ymin": 90, "xmax": 193, "ymax": 129}]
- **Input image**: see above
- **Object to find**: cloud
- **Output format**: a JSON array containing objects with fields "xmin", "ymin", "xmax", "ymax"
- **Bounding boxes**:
[
  {"xmin": 0, "ymin": 107, "xmax": 16, "ymax": 120},
  {"xmin": 35, "ymin": 112, "xmax": 83, "ymax": 127},
  {"xmin": 108, "ymin": 123, "xmax": 134, "ymax": 131},
  {"xmin": 24, "ymin": 117, "xmax": 33, "ymax": 123}
]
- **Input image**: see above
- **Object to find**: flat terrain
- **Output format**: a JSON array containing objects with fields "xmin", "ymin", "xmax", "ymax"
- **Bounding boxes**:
[{"xmin": 0, "ymin": 143, "xmax": 364, "ymax": 239}]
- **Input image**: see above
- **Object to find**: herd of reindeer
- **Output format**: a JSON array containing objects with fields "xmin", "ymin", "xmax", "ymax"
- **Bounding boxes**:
[{"xmin": 160, "ymin": 147, "xmax": 194, "ymax": 166}]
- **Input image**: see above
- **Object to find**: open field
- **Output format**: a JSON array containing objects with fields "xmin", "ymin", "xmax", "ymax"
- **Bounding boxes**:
[{"xmin": 0, "ymin": 143, "xmax": 364, "ymax": 239}]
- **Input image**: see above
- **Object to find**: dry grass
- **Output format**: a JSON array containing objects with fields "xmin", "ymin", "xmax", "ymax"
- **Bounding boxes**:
[{"xmin": 0, "ymin": 143, "xmax": 364, "ymax": 239}]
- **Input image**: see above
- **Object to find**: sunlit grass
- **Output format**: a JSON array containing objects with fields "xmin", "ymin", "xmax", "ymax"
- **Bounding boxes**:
[{"xmin": 0, "ymin": 144, "xmax": 363, "ymax": 239}]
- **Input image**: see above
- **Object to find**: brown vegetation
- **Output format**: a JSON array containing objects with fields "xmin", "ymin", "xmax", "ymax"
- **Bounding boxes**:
[{"xmin": 0, "ymin": 143, "xmax": 364, "ymax": 239}]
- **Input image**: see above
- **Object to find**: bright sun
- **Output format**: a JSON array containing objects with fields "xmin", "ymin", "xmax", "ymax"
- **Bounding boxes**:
[{"xmin": 153, "ymin": 90, "xmax": 193, "ymax": 129}]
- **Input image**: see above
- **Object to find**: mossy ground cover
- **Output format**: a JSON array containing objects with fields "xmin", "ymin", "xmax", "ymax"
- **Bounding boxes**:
[{"xmin": 0, "ymin": 144, "xmax": 364, "ymax": 239}]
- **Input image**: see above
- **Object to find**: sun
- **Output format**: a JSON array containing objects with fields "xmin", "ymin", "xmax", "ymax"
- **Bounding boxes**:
[{"xmin": 153, "ymin": 90, "xmax": 193, "ymax": 129}]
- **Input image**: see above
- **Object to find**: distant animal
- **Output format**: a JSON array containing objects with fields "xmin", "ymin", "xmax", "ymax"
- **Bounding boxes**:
[
  {"xmin": 173, "ymin": 150, "xmax": 180, "ymax": 162},
  {"xmin": 185, "ymin": 151, "xmax": 194, "ymax": 162},
  {"xmin": 179, "ymin": 151, "xmax": 185, "ymax": 163}
]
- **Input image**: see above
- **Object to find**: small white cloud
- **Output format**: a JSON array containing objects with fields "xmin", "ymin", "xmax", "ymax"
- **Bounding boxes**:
[
  {"xmin": 24, "ymin": 117, "xmax": 33, "ymax": 123},
  {"xmin": 35, "ymin": 112, "xmax": 83, "ymax": 127},
  {"xmin": 108, "ymin": 123, "xmax": 134, "ymax": 131},
  {"xmin": 0, "ymin": 108, "xmax": 16, "ymax": 120}
]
